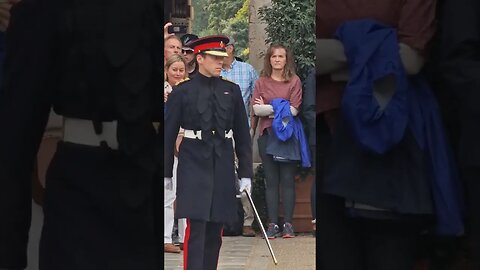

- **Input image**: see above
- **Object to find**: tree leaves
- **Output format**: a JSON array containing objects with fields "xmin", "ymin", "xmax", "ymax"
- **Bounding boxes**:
[
  {"xmin": 193, "ymin": 0, "xmax": 250, "ymax": 61},
  {"xmin": 258, "ymin": 0, "xmax": 315, "ymax": 81}
]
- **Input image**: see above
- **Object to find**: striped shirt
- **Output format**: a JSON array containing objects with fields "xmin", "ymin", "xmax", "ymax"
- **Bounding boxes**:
[{"xmin": 221, "ymin": 59, "xmax": 259, "ymax": 126}]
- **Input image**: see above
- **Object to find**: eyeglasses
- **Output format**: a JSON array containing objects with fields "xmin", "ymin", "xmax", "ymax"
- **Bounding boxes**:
[{"xmin": 182, "ymin": 50, "xmax": 194, "ymax": 54}]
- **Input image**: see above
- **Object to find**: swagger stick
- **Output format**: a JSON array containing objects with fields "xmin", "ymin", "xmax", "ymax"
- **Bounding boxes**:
[{"xmin": 243, "ymin": 190, "xmax": 278, "ymax": 265}]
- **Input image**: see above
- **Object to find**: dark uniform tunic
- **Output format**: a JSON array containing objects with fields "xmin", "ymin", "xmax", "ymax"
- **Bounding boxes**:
[
  {"xmin": 0, "ymin": 0, "xmax": 162, "ymax": 269},
  {"xmin": 164, "ymin": 73, "xmax": 253, "ymax": 225}
]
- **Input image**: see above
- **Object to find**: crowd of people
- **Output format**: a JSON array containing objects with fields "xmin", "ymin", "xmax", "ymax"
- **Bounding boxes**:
[{"xmin": 163, "ymin": 18, "xmax": 314, "ymax": 268}]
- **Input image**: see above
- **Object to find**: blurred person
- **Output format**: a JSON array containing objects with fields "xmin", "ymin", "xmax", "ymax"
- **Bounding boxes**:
[
  {"xmin": 316, "ymin": 1, "xmax": 464, "ymax": 269},
  {"xmin": 301, "ymin": 67, "xmax": 316, "ymax": 236},
  {"xmin": 0, "ymin": 1, "xmax": 163, "ymax": 270},
  {"xmin": 440, "ymin": 0, "xmax": 480, "ymax": 268},
  {"xmin": 0, "ymin": 0, "xmax": 20, "ymax": 84}
]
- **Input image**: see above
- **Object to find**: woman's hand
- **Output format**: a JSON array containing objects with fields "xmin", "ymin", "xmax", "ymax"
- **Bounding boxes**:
[
  {"xmin": 164, "ymin": 91, "xmax": 169, "ymax": 102},
  {"xmin": 174, "ymin": 135, "xmax": 183, "ymax": 157},
  {"xmin": 254, "ymin": 96, "xmax": 265, "ymax": 105},
  {"xmin": 164, "ymin": 82, "xmax": 172, "ymax": 102}
]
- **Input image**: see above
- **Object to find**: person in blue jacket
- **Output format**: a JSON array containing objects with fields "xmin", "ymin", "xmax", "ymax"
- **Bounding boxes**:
[{"xmin": 316, "ymin": 1, "xmax": 463, "ymax": 270}]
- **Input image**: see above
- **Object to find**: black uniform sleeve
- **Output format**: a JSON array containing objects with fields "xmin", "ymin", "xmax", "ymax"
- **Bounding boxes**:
[
  {"xmin": 0, "ymin": 0, "xmax": 56, "ymax": 268},
  {"xmin": 232, "ymin": 84, "xmax": 253, "ymax": 179},
  {"xmin": 164, "ymin": 86, "xmax": 183, "ymax": 178}
]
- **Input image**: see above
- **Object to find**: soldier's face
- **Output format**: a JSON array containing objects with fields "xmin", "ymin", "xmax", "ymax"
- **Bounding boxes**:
[
  {"xmin": 197, "ymin": 54, "xmax": 225, "ymax": 77},
  {"xmin": 270, "ymin": 48, "xmax": 287, "ymax": 71},
  {"xmin": 164, "ymin": 38, "xmax": 182, "ymax": 60}
]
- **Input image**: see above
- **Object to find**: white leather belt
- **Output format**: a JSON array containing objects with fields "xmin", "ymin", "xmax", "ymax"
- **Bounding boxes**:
[
  {"xmin": 63, "ymin": 118, "xmax": 119, "ymax": 149},
  {"xmin": 183, "ymin": 129, "xmax": 233, "ymax": 140}
]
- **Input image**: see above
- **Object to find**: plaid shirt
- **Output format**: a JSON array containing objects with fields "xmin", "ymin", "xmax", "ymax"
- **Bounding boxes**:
[{"xmin": 221, "ymin": 59, "xmax": 259, "ymax": 126}]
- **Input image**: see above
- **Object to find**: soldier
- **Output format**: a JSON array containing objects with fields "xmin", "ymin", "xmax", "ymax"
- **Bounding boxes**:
[
  {"xmin": 164, "ymin": 35, "xmax": 253, "ymax": 270},
  {"xmin": 0, "ymin": 0, "xmax": 162, "ymax": 269}
]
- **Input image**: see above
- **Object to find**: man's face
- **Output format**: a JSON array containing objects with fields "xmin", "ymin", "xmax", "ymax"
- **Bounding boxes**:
[
  {"xmin": 197, "ymin": 54, "xmax": 225, "ymax": 77},
  {"xmin": 182, "ymin": 49, "xmax": 195, "ymax": 64},
  {"xmin": 226, "ymin": 45, "xmax": 234, "ymax": 57},
  {"xmin": 164, "ymin": 38, "xmax": 182, "ymax": 60}
]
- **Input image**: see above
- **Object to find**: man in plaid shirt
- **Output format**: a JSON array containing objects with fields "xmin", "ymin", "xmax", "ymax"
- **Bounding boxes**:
[
  {"xmin": 220, "ymin": 36, "xmax": 258, "ymax": 237},
  {"xmin": 221, "ymin": 37, "xmax": 259, "ymax": 127}
]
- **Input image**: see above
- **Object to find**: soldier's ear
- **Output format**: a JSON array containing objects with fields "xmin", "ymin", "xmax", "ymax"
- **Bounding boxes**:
[{"xmin": 196, "ymin": 54, "xmax": 204, "ymax": 64}]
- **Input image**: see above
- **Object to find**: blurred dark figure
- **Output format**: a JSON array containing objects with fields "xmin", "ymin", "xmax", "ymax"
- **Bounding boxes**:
[
  {"xmin": 0, "ymin": 0, "xmax": 163, "ymax": 270},
  {"xmin": 438, "ymin": 0, "xmax": 480, "ymax": 269}
]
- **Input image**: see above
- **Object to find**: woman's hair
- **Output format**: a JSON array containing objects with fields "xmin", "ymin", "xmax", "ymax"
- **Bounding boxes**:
[
  {"xmin": 164, "ymin": 54, "xmax": 188, "ymax": 83},
  {"xmin": 260, "ymin": 43, "xmax": 296, "ymax": 81}
]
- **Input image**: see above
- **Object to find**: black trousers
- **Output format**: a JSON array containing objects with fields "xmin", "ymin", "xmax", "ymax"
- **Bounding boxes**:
[
  {"xmin": 257, "ymin": 133, "xmax": 297, "ymax": 224},
  {"xmin": 183, "ymin": 219, "xmax": 223, "ymax": 270},
  {"xmin": 318, "ymin": 194, "xmax": 423, "ymax": 270},
  {"xmin": 39, "ymin": 142, "xmax": 160, "ymax": 270}
]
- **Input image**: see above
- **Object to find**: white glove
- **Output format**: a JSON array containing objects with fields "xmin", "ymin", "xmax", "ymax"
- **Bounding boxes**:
[
  {"xmin": 164, "ymin": 177, "xmax": 173, "ymax": 191},
  {"xmin": 239, "ymin": 178, "xmax": 252, "ymax": 195}
]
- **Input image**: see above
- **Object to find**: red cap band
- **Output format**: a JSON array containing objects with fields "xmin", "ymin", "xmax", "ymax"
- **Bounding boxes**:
[{"xmin": 194, "ymin": 41, "xmax": 226, "ymax": 54}]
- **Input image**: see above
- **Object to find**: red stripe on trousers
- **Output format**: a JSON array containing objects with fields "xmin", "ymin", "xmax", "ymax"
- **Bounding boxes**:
[{"xmin": 183, "ymin": 219, "xmax": 191, "ymax": 270}]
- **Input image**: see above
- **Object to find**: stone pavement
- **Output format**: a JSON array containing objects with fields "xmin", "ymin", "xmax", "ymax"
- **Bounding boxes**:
[
  {"xmin": 164, "ymin": 234, "xmax": 316, "ymax": 270},
  {"xmin": 29, "ymin": 201, "xmax": 316, "ymax": 270},
  {"xmin": 246, "ymin": 234, "xmax": 316, "ymax": 270}
]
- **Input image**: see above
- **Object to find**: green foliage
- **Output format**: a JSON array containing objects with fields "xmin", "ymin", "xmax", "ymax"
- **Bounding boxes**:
[
  {"xmin": 192, "ymin": 0, "xmax": 209, "ymax": 35},
  {"xmin": 223, "ymin": 0, "xmax": 250, "ymax": 60},
  {"xmin": 259, "ymin": 0, "xmax": 316, "ymax": 177},
  {"xmin": 193, "ymin": 0, "xmax": 250, "ymax": 61},
  {"xmin": 251, "ymin": 164, "xmax": 268, "ymax": 232},
  {"xmin": 258, "ymin": 0, "xmax": 315, "ymax": 81}
]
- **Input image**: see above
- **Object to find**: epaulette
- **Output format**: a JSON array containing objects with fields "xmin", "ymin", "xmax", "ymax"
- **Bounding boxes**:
[
  {"xmin": 175, "ymin": 78, "xmax": 190, "ymax": 86},
  {"xmin": 221, "ymin": 77, "xmax": 236, "ymax": 84}
]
